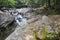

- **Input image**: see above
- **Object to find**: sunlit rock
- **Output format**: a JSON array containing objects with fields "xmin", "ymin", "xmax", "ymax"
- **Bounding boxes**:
[{"xmin": 16, "ymin": 8, "xmax": 33, "ymax": 13}]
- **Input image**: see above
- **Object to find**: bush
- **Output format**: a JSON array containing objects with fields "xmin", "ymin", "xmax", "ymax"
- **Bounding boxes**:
[
  {"xmin": 0, "ymin": 0, "xmax": 16, "ymax": 8},
  {"xmin": 0, "ymin": 0, "xmax": 46, "ymax": 8},
  {"xmin": 15, "ymin": 0, "xmax": 45, "ymax": 8}
]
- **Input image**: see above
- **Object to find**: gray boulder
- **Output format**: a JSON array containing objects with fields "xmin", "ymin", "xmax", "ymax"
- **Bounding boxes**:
[
  {"xmin": 5, "ymin": 15, "xmax": 56, "ymax": 40},
  {"xmin": 0, "ymin": 11, "xmax": 14, "ymax": 27},
  {"xmin": 0, "ymin": 11, "xmax": 17, "ymax": 40}
]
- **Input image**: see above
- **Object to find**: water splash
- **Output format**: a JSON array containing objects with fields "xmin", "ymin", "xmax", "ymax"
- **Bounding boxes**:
[
  {"xmin": 10, "ymin": 10, "xmax": 27, "ymax": 25},
  {"xmin": 10, "ymin": 10, "xmax": 18, "ymax": 16}
]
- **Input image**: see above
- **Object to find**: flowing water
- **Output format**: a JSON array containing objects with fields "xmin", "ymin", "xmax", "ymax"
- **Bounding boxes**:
[{"xmin": 10, "ymin": 10, "xmax": 27, "ymax": 25}]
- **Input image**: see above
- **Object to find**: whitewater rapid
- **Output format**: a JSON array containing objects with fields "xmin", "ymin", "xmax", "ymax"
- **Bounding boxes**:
[{"xmin": 10, "ymin": 10, "xmax": 27, "ymax": 25}]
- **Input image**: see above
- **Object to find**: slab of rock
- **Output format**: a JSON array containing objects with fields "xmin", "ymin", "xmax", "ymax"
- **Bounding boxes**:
[
  {"xmin": 5, "ymin": 14, "xmax": 57, "ymax": 40},
  {"xmin": 0, "ymin": 11, "xmax": 17, "ymax": 40},
  {"xmin": 0, "ymin": 11, "xmax": 14, "ymax": 27},
  {"xmin": 5, "ymin": 8, "xmax": 60, "ymax": 40},
  {"xmin": 16, "ymin": 8, "xmax": 33, "ymax": 13}
]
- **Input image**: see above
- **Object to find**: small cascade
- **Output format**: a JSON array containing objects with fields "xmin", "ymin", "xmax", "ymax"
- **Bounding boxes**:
[{"xmin": 10, "ymin": 10, "xmax": 27, "ymax": 25}]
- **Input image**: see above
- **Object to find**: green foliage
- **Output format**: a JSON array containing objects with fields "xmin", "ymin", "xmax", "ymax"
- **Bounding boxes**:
[
  {"xmin": 31, "ymin": 29, "xmax": 41, "ymax": 40},
  {"xmin": 43, "ymin": 8, "xmax": 56, "ymax": 15},
  {"xmin": 42, "ymin": 24, "xmax": 58, "ymax": 40},
  {"xmin": 47, "ymin": 9, "xmax": 56, "ymax": 15},
  {"xmin": 42, "ymin": 24, "xmax": 48, "ymax": 39},
  {"xmin": 0, "ymin": 0, "xmax": 60, "ymax": 9},
  {"xmin": 32, "ymin": 30, "xmax": 39, "ymax": 39},
  {"xmin": 0, "ymin": 0, "xmax": 16, "ymax": 8},
  {"xmin": 7, "ymin": 0, "xmax": 16, "ymax": 7},
  {"xmin": 15, "ymin": 0, "xmax": 46, "ymax": 7}
]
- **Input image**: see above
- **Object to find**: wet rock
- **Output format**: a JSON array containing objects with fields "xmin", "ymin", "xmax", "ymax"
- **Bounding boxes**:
[
  {"xmin": 0, "ymin": 11, "xmax": 17, "ymax": 40},
  {"xmin": 0, "ymin": 11, "xmax": 14, "ymax": 27}
]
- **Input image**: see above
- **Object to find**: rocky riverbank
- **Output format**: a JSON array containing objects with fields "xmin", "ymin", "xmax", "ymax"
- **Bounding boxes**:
[{"xmin": 0, "ymin": 8, "xmax": 60, "ymax": 40}]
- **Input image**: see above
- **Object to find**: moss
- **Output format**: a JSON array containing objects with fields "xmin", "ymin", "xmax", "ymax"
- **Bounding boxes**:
[
  {"xmin": 31, "ymin": 24, "xmax": 59, "ymax": 40},
  {"xmin": 42, "ymin": 24, "xmax": 58, "ymax": 40},
  {"xmin": 32, "ymin": 30, "xmax": 41, "ymax": 40},
  {"xmin": 42, "ymin": 24, "xmax": 48, "ymax": 39}
]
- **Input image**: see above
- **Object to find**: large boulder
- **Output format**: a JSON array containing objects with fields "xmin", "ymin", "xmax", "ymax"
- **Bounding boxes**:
[
  {"xmin": 0, "ymin": 11, "xmax": 14, "ymax": 27},
  {"xmin": 0, "ymin": 10, "xmax": 17, "ymax": 40},
  {"xmin": 5, "ymin": 15, "xmax": 60, "ymax": 40},
  {"xmin": 4, "ymin": 8, "xmax": 60, "ymax": 40}
]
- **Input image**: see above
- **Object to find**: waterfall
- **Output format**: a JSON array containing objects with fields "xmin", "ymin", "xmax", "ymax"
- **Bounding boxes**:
[{"xmin": 10, "ymin": 10, "xmax": 27, "ymax": 25}]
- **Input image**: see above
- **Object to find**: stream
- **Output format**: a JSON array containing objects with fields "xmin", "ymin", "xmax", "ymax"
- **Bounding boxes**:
[{"xmin": 10, "ymin": 10, "xmax": 27, "ymax": 25}]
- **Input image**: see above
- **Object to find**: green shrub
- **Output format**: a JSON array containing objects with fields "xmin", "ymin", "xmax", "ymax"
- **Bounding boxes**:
[
  {"xmin": 0, "ymin": 0, "xmax": 16, "ymax": 8},
  {"xmin": 15, "ymin": 0, "xmax": 45, "ymax": 8}
]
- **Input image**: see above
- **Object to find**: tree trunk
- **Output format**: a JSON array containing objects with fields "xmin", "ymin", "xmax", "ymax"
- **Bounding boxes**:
[
  {"xmin": 46, "ymin": 0, "xmax": 51, "ymax": 8},
  {"xmin": 47, "ymin": 0, "xmax": 51, "ymax": 7}
]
